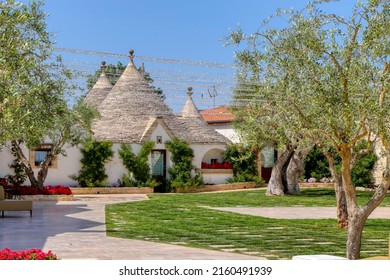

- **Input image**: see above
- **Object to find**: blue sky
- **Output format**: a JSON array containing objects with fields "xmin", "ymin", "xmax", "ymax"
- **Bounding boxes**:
[{"xmin": 41, "ymin": 0, "xmax": 358, "ymax": 111}]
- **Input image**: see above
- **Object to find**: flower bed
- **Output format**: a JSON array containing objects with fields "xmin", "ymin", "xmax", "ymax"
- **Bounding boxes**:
[
  {"xmin": 5, "ymin": 185, "xmax": 72, "ymax": 195},
  {"xmin": 201, "ymin": 162, "xmax": 233, "ymax": 169},
  {"xmin": 0, "ymin": 248, "xmax": 57, "ymax": 260},
  {"xmin": 69, "ymin": 186, "xmax": 153, "ymax": 195}
]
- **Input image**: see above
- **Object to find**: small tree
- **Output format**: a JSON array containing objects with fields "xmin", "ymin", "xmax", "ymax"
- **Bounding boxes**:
[
  {"xmin": 0, "ymin": 1, "xmax": 98, "ymax": 189},
  {"xmin": 165, "ymin": 138, "xmax": 202, "ymax": 189},
  {"xmin": 11, "ymin": 99, "xmax": 98, "ymax": 189},
  {"xmin": 71, "ymin": 139, "xmax": 113, "ymax": 187}
]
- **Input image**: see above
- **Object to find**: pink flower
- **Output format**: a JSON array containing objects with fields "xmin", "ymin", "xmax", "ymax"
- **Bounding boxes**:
[{"xmin": 0, "ymin": 248, "xmax": 57, "ymax": 260}]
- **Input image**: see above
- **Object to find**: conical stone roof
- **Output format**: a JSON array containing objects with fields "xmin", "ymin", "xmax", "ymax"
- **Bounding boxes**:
[
  {"xmin": 92, "ymin": 50, "xmax": 229, "ymax": 145},
  {"xmin": 178, "ymin": 87, "xmax": 203, "ymax": 118},
  {"xmin": 176, "ymin": 87, "xmax": 230, "ymax": 144},
  {"xmin": 84, "ymin": 61, "xmax": 112, "ymax": 107}
]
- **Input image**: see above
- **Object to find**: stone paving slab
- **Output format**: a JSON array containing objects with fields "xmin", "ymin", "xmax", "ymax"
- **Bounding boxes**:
[
  {"xmin": 208, "ymin": 206, "xmax": 390, "ymax": 219},
  {"xmin": 0, "ymin": 194, "xmax": 264, "ymax": 260}
]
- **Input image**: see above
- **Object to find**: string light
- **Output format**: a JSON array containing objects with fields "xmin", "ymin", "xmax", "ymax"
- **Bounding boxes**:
[{"xmin": 54, "ymin": 47, "xmax": 266, "ymax": 112}]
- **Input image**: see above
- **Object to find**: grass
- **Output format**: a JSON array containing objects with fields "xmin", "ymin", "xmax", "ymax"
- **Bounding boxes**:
[{"xmin": 105, "ymin": 188, "xmax": 390, "ymax": 259}]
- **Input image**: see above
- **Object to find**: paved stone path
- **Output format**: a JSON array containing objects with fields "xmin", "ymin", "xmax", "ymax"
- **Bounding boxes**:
[
  {"xmin": 2, "ymin": 194, "xmax": 389, "ymax": 260},
  {"xmin": 209, "ymin": 206, "xmax": 390, "ymax": 219},
  {"xmin": 0, "ymin": 194, "xmax": 264, "ymax": 260}
]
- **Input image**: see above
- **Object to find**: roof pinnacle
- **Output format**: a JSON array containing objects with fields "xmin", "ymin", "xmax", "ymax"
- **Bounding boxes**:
[
  {"xmin": 129, "ymin": 49, "xmax": 135, "ymax": 61},
  {"xmin": 187, "ymin": 86, "xmax": 193, "ymax": 97},
  {"xmin": 101, "ymin": 61, "xmax": 107, "ymax": 73}
]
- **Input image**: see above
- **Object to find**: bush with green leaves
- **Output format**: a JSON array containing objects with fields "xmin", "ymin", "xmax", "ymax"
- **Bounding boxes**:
[
  {"xmin": 304, "ymin": 142, "xmax": 377, "ymax": 187},
  {"xmin": 71, "ymin": 139, "xmax": 113, "ymax": 187},
  {"xmin": 351, "ymin": 142, "xmax": 377, "ymax": 188},
  {"xmin": 7, "ymin": 157, "xmax": 27, "ymax": 186},
  {"xmin": 118, "ymin": 142, "xmax": 157, "ymax": 187},
  {"xmin": 223, "ymin": 144, "xmax": 262, "ymax": 184},
  {"xmin": 165, "ymin": 138, "xmax": 202, "ymax": 189},
  {"xmin": 304, "ymin": 145, "xmax": 332, "ymax": 181}
]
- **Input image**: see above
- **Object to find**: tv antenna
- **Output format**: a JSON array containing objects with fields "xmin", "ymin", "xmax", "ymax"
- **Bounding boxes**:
[{"xmin": 202, "ymin": 86, "xmax": 218, "ymax": 108}]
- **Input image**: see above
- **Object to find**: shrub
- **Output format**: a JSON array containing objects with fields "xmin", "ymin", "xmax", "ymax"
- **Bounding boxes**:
[
  {"xmin": 304, "ymin": 145, "xmax": 331, "ymax": 181},
  {"xmin": 304, "ymin": 142, "xmax": 377, "ymax": 187},
  {"xmin": 165, "ymin": 138, "xmax": 202, "ymax": 190},
  {"xmin": 223, "ymin": 144, "xmax": 261, "ymax": 183},
  {"xmin": 351, "ymin": 143, "xmax": 377, "ymax": 188},
  {"xmin": 7, "ymin": 158, "xmax": 27, "ymax": 186},
  {"xmin": 71, "ymin": 139, "xmax": 113, "ymax": 187}
]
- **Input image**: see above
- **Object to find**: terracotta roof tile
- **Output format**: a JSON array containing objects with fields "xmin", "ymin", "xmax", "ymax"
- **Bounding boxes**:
[{"xmin": 200, "ymin": 107, "xmax": 235, "ymax": 123}]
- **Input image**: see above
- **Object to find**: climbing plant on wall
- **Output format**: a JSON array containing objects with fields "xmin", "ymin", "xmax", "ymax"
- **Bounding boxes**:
[
  {"xmin": 118, "ymin": 141, "xmax": 157, "ymax": 187},
  {"xmin": 165, "ymin": 138, "xmax": 202, "ymax": 189},
  {"xmin": 71, "ymin": 139, "xmax": 113, "ymax": 187}
]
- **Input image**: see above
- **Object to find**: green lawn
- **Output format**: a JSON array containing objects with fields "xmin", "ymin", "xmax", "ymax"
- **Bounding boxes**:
[{"xmin": 105, "ymin": 188, "xmax": 390, "ymax": 259}]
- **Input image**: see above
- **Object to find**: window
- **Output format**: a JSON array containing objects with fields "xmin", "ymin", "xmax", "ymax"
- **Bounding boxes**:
[
  {"xmin": 210, "ymin": 158, "xmax": 218, "ymax": 164},
  {"xmin": 261, "ymin": 147, "xmax": 275, "ymax": 168},
  {"xmin": 35, "ymin": 151, "xmax": 49, "ymax": 166},
  {"xmin": 29, "ymin": 144, "xmax": 58, "ymax": 169}
]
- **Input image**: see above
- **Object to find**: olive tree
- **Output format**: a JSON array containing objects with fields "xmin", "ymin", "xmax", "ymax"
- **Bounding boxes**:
[
  {"xmin": 228, "ymin": 0, "xmax": 389, "ymax": 259},
  {"xmin": 0, "ymin": 0, "xmax": 97, "ymax": 189}
]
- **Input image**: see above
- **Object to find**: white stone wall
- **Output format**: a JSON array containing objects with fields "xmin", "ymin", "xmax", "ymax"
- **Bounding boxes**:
[
  {"xmin": 192, "ymin": 144, "xmax": 226, "ymax": 168},
  {"xmin": 105, "ymin": 143, "xmax": 138, "ymax": 186},
  {"xmin": 202, "ymin": 172, "xmax": 233, "ymax": 185},
  {"xmin": 44, "ymin": 144, "xmax": 82, "ymax": 186},
  {"xmin": 0, "ymin": 130, "xmax": 231, "ymax": 187},
  {"xmin": 0, "ymin": 142, "xmax": 81, "ymax": 186},
  {"xmin": 0, "ymin": 144, "xmax": 16, "ymax": 177},
  {"xmin": 191, "ymin": 144, "xmax": 233, "ymax": 184},
  {"xmin": 209, "ymin": 123, "xmax": 240, "ymax": 143}
]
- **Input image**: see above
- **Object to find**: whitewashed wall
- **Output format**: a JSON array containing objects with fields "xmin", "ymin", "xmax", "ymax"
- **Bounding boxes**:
[
  {"xmin": 192, "ymin": 144, "xmax": 226, "ymax": 168},
  {"xmin": 209, "ymin": 123, "xmax": 240, "ymax": 144},
  {"xmin": 202, "ymin": 172, "xmax": 233, "ymax": 185},
  {"xmin": 191, "ymin": 144, "xmax": 233, "ymax": 184},
  {"xmin": 105, "ymin": 143, "xmax": 139, "ymax": 186},
  {"xmin": 0, "ymin": 143, "xmax": 82, "ymax": 186},
  {"xmin": 0, "ymin": 144, "xmax": 17, "ymax": 177},
  {"xmin": 0, "ymin": 129, "xmax": 232, "ymax": 187}
]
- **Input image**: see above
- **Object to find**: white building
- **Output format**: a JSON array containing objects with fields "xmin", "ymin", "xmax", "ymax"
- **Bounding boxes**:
[
  {"xmin": 199, "ymin": 106, "xmax": 276, "ymax": 182},
  {"xmin": 0, "ymin": 51, "xmax": 233, "ymax": 189}
]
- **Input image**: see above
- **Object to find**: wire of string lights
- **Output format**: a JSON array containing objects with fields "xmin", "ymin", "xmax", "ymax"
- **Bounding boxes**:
[{"xmin": 54, "ymin": 47, "xmax": 262, "ymax": 113}]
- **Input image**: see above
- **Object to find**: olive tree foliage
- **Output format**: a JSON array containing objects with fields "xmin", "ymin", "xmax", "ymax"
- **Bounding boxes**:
[
  {"xmin": 227, "ymin": 0, "xmax": 389, "ymax": 259},
  {"xmin": 232, "ymin": 95, "xmax": 309, "ymax": 196},
  {"xmin": 0, "ymin": 0, "xmax": 98, "ymax": 189}
]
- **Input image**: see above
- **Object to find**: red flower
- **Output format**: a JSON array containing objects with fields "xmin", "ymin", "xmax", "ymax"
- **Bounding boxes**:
[{"xmin": 0, "ymin": 248, "xmax": 57, "ymax": 260}]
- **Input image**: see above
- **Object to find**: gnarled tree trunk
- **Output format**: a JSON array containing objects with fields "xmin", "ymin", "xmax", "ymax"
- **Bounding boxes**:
[
  {"xmin": 11, "ymin": 140, "xmax": 59, "ymax": 190},
  {"xmin": 266, "ymin": 147, "xmax": 294, "ymax": 196},
  {"xmin": 286, "ymin": 150, "xmax": 308, "ymax": 195},
  {"xmin": 11, "ymin": 140, "xmax": 39, "ymax": 188},
  {"xmin": 37, "ymin": 153, "xmax": 55, "ymax": 190}
]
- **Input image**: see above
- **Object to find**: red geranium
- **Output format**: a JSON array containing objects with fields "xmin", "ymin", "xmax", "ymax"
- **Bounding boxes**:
[
  {"xmin": 3, "ymin": 185, "xmax": 72, "ymax": 195},
  {"xmin": 0, "ymin": 248, "xmax": 57, "ymax": 260}
]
